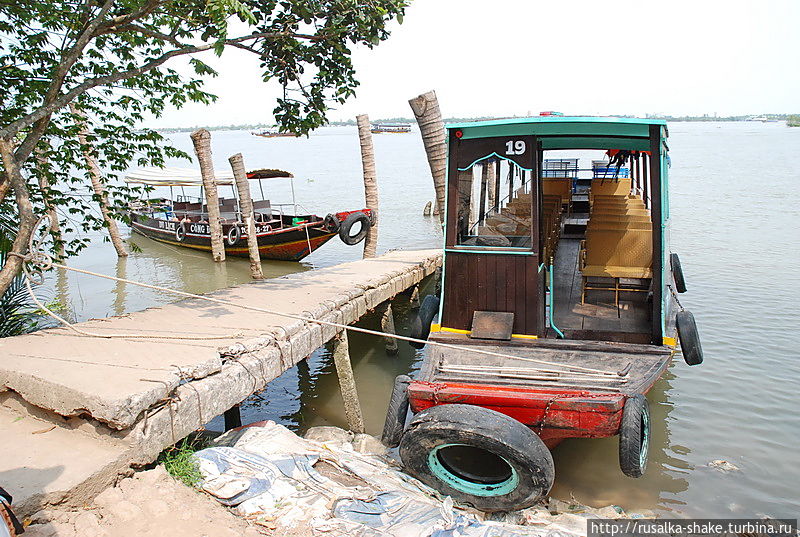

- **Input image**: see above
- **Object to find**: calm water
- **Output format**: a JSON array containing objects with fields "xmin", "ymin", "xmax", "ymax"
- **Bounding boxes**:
[{"xmin": 44, "ymin": 122, "xmax": 799, "ymax": 518}]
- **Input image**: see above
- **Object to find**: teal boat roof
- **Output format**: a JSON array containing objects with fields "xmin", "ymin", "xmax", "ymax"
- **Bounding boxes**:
[{"xmin": 447, "ymin": 116, "xmax": 668, "ymax": 151}]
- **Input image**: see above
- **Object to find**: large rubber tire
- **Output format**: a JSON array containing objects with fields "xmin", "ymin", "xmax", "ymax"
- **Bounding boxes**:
[
  {"xmin": 409, "ymin": 294, "xmax": 440, "ymax": 349},
  {"xmin": 670, "ymin": 253, "xmax": 687, "ymax": 293},
  {"xmin": 677, "ymin": 310, "xmax": 703, "ymax": 365},
  {"xmin": 338, "ymin": 212, "xmax": 371, "ymax": 246},
  {"xmin": 226, "ymin": 225, "xmax": 241, "ymax": 246},
  {"xmin": 175, "ymin": 222, "xmax": 186, "ymax": 242},
  {"xmin": 399, "ymin": 404, "xmax": 554, "ymax": 512},
  {"xmin": 381, "ymin": 374, "xmax": 411, "ymax": 448},
  {"xmin": 619, "ymin": 394, "xmax": 651, "ymax": 478}
]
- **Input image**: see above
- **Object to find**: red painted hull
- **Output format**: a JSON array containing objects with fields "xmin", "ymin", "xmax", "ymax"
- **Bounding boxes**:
[{"xmin": 409, "ymin": 381, "xmax": 634, "ymax": 441}]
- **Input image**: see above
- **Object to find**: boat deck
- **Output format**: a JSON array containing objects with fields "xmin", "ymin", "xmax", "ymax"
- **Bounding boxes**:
[
  {"xmin": 551, "ymin": 237, "xmax": 651, "ymax": 342},
  {"xmin": 422, "ymin": 332, "xmax": 671, "ymax": 395}
]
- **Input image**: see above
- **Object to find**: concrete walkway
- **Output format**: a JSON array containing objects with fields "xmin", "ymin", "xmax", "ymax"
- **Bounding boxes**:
[{"xmin": 0, "ymin": 249, "xmax": 441, "ymax": 515}]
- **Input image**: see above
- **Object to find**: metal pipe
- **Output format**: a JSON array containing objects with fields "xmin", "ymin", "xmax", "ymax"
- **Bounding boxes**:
[{"xmin": 549, "ymin": 262, "xmax": 565, "ymax": 339}]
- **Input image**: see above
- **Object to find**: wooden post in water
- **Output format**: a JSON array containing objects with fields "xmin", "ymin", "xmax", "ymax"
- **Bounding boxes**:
[
  {"xmin": 191, "ymin": 129, "xmax": 225, "ymax": 262},
  {"xmin": 356, "ymin": 114, "xmax": 378, "ymax": 258},
  {"xmin": 229, "ymin": 153, "xmax": 263, "ymax": 279},
  {"xmin": 331, "ymin": 330, "xmax": 365, "ymax": 433},
  {"xmin": 378, "ymin": 302, "xmax": 399, "ymax": 356},
  {"xmin": 70, "ymin": 104, "xmax": 128, "ymax": 258},
  {"xmin": 408, "ymin": 90, "xmax": 447, "ymax": 224},
  {"xmin": 486, "ymin": 159, "xmax": 496, "ymax": 210},
  {"xmin": 34, "ymin": 142, "xmax": 65, "ymax": 260},
  {"xmin": 410, "ymin": 285, "xmax": 420, "ymax": 309},
  {"xmin": 423, "ymin": 201, "xmax": 432, "ymax": 216}
]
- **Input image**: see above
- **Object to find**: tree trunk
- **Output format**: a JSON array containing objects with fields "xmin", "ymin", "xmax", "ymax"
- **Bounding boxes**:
[
  {"xmin": 34, "ymin": 143, "xmax": 65, "ymax": 260},
  {"xmin": 229, "ymin": 153, "xmax": 263, "ymax": 279},
  {"xmin": 408, "ymin": 90, "xmax": 447, "ymax": 224},
  {"xmin": 356, "ymin": 114, "xmax": 378, "ymax": 258},
  {"xmin": 0, "ymin": 139, "xmax": 37, "ymax": 298},
  {"xmin": 70, "ymin": 104, "xmax": 128, "ymax": 257},
  {"xmin": 190, "ymin": 129, "xmax": 225, "ymax": 262}
]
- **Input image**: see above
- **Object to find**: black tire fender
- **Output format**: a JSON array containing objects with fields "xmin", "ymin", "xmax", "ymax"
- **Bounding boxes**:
[
  {"xmin": 399, "ymin": 404, "xmax": 554, "ymax": 512},
  {"xmin": 619, "ymin": 394, "xmax": 651, "ymax": 478},
  {"xmin": 175, "ymin": 222, "xmax": 187, "ymax": 242},
  {"xmin": 670, "ymin": 253, "xmax": 687, "ymax": 293},
  {"xmin": 409, "ymin": 294, "xmax": 440, "ymax": 349},
  {"xmin": 677, "ymin": 310, "xmax": 703, "ymax": 365},
  {"xmin": 226, "ymin": 225, "xmax": 241, "ymax": 246},
  {"xmin": 338, "ymin": 212, "xmax": 371, "ymax": 246},
  {"xmin": 323, "ymin": 213, "xmax": 340, "ymax": 233},
  {"xmin": 381, "ymin": 374, "xmax": 411, "ymax": 448}
]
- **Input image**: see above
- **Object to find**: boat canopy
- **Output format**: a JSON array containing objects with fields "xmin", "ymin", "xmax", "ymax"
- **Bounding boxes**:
[
  {"xmin": 125, "ymin": 166, "xmax": 293, "ymax": 186},
  {"xmin": 446, "ymin": 116, "xmax": 668, "ymax": 152}
]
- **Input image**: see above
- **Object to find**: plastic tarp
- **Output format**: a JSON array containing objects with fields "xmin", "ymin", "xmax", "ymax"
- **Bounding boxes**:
[{"xmin": 193, "ymin": 422, "xmax": 590, "ymax": 537}]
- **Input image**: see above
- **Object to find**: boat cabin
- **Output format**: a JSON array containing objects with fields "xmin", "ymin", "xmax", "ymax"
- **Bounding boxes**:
[{"xmin": 439, "ymin": 116, "xmax": 675, "ymax": 346}]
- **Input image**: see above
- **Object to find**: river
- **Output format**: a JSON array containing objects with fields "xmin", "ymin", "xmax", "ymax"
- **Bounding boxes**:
[{"xmin": 42, "ymin": 121, "xmax": 800, "ymax": 519}]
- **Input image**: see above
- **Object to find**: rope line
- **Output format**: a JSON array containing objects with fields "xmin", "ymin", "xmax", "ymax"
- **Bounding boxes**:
[{"xmin": 10, "ymin": 217, "xmax": 624, "ymax": 378}]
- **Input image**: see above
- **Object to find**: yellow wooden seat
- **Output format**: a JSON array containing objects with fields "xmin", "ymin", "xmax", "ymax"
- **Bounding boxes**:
[
  {"xmin": 580, "ymin": 226, "xmax": 653, "ymax": 305},
  {"xmin": 542, "ymin": 177, "xmax": 572, "ymax": 214}
]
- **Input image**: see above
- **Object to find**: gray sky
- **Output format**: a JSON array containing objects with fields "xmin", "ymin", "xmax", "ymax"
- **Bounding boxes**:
[{"xmin": 153, "ymin": 0, "xmax": 800, "ymax": 127}]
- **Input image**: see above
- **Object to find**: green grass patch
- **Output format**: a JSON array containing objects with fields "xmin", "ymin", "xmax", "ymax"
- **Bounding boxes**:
[{"xmin": 157, "ymin": 435, "xmax": 206, "ymax": 488}]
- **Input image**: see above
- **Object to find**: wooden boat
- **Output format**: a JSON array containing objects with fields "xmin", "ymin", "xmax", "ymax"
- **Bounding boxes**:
[
  {"xmin": 370, "ymin": 123, "xmax": 411, "ymax": 134},
  {"xmin": 125, "ymin": 167, "xmax": 373, "ymax": 261},
  {"xmin": 251, "ymin": 127, "xmax": 299, "ymax": 138},
  {"xmin": 383, "ymin": 116, "xmax": 704, "ymax": 512}
]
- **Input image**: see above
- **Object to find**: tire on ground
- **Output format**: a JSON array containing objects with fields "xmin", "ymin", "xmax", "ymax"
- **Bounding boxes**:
[
  {"xmin": 619, "ymin": 394, "xmax": 651, "ymax": 478},
  {"xmin": 399, "ymin": 403, "xmax": 554, "ymax": 512},
  {"xmin": 676, "ymin": 310, "xmax": 703, "ymax": 365},
  {"xmin": 409, "ymin": 294, "xmax": 440, "ymax": 349},
  {"xmin": 381, "ymin": 374, "xmax": 411, "ymax": 448},
  {"xmin": 670, "ymin": 253, "xmax": 687, "ymax": 293},
  {"xmin": 338, "ymin": 212, "xmax": 371, "ymax": 246}
]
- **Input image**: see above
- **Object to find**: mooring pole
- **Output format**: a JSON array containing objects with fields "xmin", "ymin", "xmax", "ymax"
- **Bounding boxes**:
[
  {"xmin": 229, "ymin": 153, "xmax": 264, "ymax": 279},
  {"xmin": 423, "ymin": 201, "xmax": 432, "ymax": 216},
  {"xmin": 408, "ymin": 90, "xmax": 447, "ymax": 224},
  {"xmin": 224, "ymin": 405, "xmax": 242, "ymax": 431},
  {"xmin": 356, "ymin": 114, "xmax": 378, "ymax": 259},
  {"xmin": 410, "ymin": 285, "xmax": 421, "ymax": 309},
  {"xmin": 331, "ymin": 330, "xmax": 365, "ymax": 433},
  {"xmin": 70, "ymin": 104, "xmax": 128, "ymax": 258},
  {"xmin": 486, "ymin": 159, "xmax": 496, "ymax": 211},
  {"xmin": 378, "ymin": 302, "xmax": 399, "ymax": 356},
  {"xmin": 191, "ymin": 128, "xmax": 225, "ymax": 262}
]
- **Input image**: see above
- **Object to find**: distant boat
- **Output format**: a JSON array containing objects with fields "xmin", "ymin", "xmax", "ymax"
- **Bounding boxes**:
[
  {"xmin": 539, "ymin": 111, "xmax": 564, "ymax": 116},
  {"xmin": 251, "ymin": 127, "xmax": 299, "ymax": 138},
  {"xmin": 124, "ymin": 167, "xmax": 374, "ymax": 261},
  {"xmin": 370, "ymin": 123, "xmax": 412, "ymax": 134}
]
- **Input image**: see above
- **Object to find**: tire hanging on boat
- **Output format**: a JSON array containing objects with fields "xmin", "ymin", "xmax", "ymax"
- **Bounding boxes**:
[
  {"xmin": 409, "ymin": 295, "xmax": 440, "ymax": 349},
  {"xmin": 676, "ymin": 310, "xmax": 703, "ymax": 365},
  {"xmin": 227, "ymin": 225, "xmax": 241, "ymax": 246},
  {"xmin": 175, "ymin": 222, "xmax": 187, "ymax": 242},
  {"xmin": 381, "ymin": 374, "xmax": 411, "ymax": 448},
  {"xmin": 619, "ymin": 394, "xmax": 651, "ymax": 478},
  {"xmin": 399, "ymin": 404, "xmax": 554, "ymax": 512},
  {"xmin": 323, "ymin": 213, "xmax": 341, "ymax": 233},
  {"xmin": 670, "ymin": 253, "xmax": 687, "ymax": 293},
  {"xmin": 338, "ymin": 211, "xmax": 371, "ymax": 246}
]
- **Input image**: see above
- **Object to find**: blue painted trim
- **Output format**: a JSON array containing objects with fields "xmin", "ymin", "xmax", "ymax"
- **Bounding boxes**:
[
  {"xmin": 457, "ymin": 152, "xmax": 533, "ymax": 172},
  {"xmin": 447, "ymin": 116, "xmax": 667, "ymax": 130},
  {"xmin": 427, "ymin": 444, "xmax": 519, "ymax": 497}
]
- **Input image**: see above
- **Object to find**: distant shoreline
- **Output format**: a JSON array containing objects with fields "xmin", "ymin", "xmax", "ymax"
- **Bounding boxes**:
[{"xmin": 155, "ymin": 114, "xmax": 797, "ymax": 133}]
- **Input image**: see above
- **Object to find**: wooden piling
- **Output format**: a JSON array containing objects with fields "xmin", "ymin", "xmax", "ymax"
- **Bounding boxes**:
[
  {"xmin": 191, "ymin": 129, "xmax": 225, "ymax": 262},
  {"xmin": 486, "ymin": 159, "xmax": 496, "ymax": 210},
  {"xmin": 331, "ymin": 331, "xmax": 365, "ymax": 433},
  {"xmin": 356, "ymin": 114, "xmax": 378, "ymax": 259},
  {"xmin": 70, "ymin": 104, "xmax": 128, "ymax": 258},
  {"xmin": 408, "ymin": 91, "xmax": 447, "ymax": 224},
  {"xmin": 229, "ymin": 153, "xmax": 263, "ymax": 279},
  {"xmin": 423, "ymin": 201, "xmax": 432, "ymax": 216},
  {"xmin": 410, "ymin": 285, "xmax": 420, "ymax": 309},
  {"xmin": 378, "ymin": 302, "xmax": 399, "ymax": 356}
]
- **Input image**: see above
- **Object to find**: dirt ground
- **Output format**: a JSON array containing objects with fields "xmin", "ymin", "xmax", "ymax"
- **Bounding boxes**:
[{"xmin": 20, "ymin": 466, "xmax": 266, "ymax": 537}]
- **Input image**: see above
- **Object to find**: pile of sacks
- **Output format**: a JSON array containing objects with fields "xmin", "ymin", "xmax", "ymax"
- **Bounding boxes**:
[{"xmin": 193, "ymin": 421, "xmax": 630, "ymax": 537}]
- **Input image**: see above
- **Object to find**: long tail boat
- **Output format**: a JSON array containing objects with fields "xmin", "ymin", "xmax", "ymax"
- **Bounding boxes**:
[
  {"xmin": 125, "ymin": 167, "xmax": 373, "ymax": 261},
  {"xmin": 382, "ymin": 116, "xmax": 704, "ymax": 512}
]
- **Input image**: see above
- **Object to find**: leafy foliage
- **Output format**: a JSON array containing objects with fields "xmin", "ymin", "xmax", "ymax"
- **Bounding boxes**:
[
  {"xmin": 0, "ymin": 213, "xmax": 37, "ymax": 337},
  {"xmin": 0, "ymin": 0, "xmax": 407, "ymax": 291}
]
